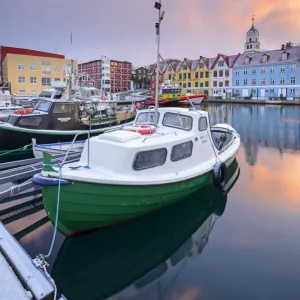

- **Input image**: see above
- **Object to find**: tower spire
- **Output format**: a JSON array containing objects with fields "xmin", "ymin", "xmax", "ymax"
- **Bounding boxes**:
[{"xmin": 252, "ymin": 15, "xmax": 255, "ymax": 25}]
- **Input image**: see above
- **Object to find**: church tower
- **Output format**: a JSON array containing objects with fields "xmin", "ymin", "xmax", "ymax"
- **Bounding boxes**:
[{"xmin": 244, "ymin": 16, "xmax": 260, "ymax": 53}]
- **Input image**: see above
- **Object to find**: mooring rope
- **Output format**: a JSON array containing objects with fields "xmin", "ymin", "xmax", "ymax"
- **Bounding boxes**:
[{"xmin": 0, "ymin": 143, "xmax": 33, "ymax": 156}]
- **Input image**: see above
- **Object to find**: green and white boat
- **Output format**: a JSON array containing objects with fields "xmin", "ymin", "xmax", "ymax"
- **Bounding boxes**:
[{"xmin": 33, "ymin": 106, "xmax": 240, "ymax": 236}]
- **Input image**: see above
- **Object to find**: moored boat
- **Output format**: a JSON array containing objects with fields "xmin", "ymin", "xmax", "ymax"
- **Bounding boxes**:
[{"xmin": 33, "ymin": 106, "xmax": 240, "ymax": 236}]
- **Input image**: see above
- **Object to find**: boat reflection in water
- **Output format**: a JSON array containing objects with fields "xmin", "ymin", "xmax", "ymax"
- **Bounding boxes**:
[{"xmin": 52, "ymin": 159, "xmax": 240, "ymax": 300}]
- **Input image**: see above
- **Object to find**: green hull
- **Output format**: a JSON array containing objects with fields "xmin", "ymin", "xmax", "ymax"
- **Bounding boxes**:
[
  {"xmin": 43, "ymin": 171, "xmax": 213, "ymax": 236},
  {"xmin": 0, "ymin": 148, "xmax": 33, "ymax": 163}
]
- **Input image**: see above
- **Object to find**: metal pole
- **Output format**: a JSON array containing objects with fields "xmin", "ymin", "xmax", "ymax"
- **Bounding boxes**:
[{"xmin": 155, "ymin": 0, "xmax": 161, "ymax": 124}]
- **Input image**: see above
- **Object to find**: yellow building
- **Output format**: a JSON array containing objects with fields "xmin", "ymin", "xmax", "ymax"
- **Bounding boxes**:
[
  {"xmin": 3, "ymin": 54, "xmax": 77, "ymax": 95},
  {"xmin": 176, "ymin": 57, "xmax": 211, "ymax": 95},
  {"xmin": 163, "ymin": 61, "xmax": 177, "ymax": 83}
]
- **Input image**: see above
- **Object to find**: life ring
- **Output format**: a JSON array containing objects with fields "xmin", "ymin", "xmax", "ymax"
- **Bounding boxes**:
[
  {"xmin": 122, "ymin": 125, "xmax": 157, "ymax": 135},
  {"xmin": 213, "ymin": 161, "xmax": 228, "ymax": 189},
  {"xmin": 14, "ymin": 108, "xmax": 34, "ymax": 115}
]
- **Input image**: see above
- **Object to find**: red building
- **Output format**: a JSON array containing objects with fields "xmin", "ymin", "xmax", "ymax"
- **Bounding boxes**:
[
  {"xmin": 78, "ymin": 58, "xmax": 132, "ymax": 93},
  {"xmin": 149, "ymin": 64, "xmax": 166, "ymax": 96}
]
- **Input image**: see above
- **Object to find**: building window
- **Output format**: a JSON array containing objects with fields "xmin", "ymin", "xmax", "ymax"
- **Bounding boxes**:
[
  {"xmin": 291, "ymin": 64, "xmax": 296, "ymax": 72},
  {"xmin": 213, "ymin": 81, "xmax": 217, "ymax": 87},
  {"xmin": 213, "ymin": 71, "xmax": 217, "ymax": 77},
  {"xmin": 245, "ymin": 57, "xmax": 250, "ymax": 64},
  {"xmin": 270, "ymin": 78, "xmax": 275, "ymax": 85},
  {"xmin": 54, "ymin": 78, "xmax": 60, "ymax": 82},
  {"xmin": 260, "ymin": 79, "xmax": 266, "ymax": 85},
  {"xmin": 218, "ymin": 61, "xmax": 224, "ymax": 67},
  {"xmin": 205, "ymin": 81, "xmax": 209, "ymax": 87},
  {"xmin": 199, "ymin": 63, "xmax": 204, "ymax": 68},
  {"xmin": 30, "ymin": 64, "xmax": 36, "ymax": 71},
  {"xmin": 219, "ymin": 70, "xmax": 223, "ymax": 77},
  {"xmin": 281, "ymin": 52, "xmax": 288, "ymax": 60},
  {"xmin": 195, "ymin": 72, "xmax": 199, "ymax": 79},
  {"xmin": 18, "ymin": 64, "xmax": 25, "ymax": 70},
  {"xmin": 270, "ymin": 89, "xmax": 275, "ymax": 93},
  {"xmin": 251, "ymin": 89, "xmax": 256, "ymax": 94},
  {"xmin": 183, "ymin": 73, "xmax": 186, "ymax": 80},
  {"xmin": 200, "ymin": 82, "xmax": 204, "ymax": 87},
  {"xmin": 200, "ymin": 72, "xmax": 203, "ymax": 78},
  {"xmin": 42, "ymin": 61, "xmax": 51, "ymax": 75},
  {"xmin": 54, "ymin": 66, "xmax": 60, "ymax": 72},
  {"xmin": 235, "ymin": 69, "xmax": 239, "ymax": 75},
  {"xmin": 280, "ymin": 65, "xmax": 286, "ymax": 72},
  {"xmin": 280, "ymin": 77, "xmax": 285, "ymax": 84},
  {"xmin": 183, "ymin": 83, "xmax": 186, "ymax": 88},
  {"xmin": 252, "ymin": 78, "xmax": 256, "ymax": 85},
  {"xmin": 252, "ymin": 68, "xmax": 256, "ymax": 74},
  {"xmin": 188, "ymin": 82, "xmax": 191, "ymax": 87},
  {"xmin": 182, "ymin": 65, "xmax": 187, "ymax": 70},
  {"xmin": 262, "ymin": 54, "xmax": 268, "ymax": 63},
  {"xmin": 290, "ymin": 77, "xmax": 296, "ymax": 84},
  {"xmin": 270, "ymin": 66, "xmax": 275, "ymax": 73},
  {"xmin": 225, "ymin": 80, "xmax": 229, "ymax": 87},
  {"xmin": 225, "ymin": 70, "xmax": 229, "ymax": 77},
  {"xmin": 179, "ymin": 73, "xmax": 182, "ymax": 80},
  {"xmin": 30, "ymin": 77, "xmax": 37, "ymax": 84},
  {"xmin": 290, "ymin": 89, "xmax": 295, "ymax": 94},
  {"xmin": 18, "ymin": 89, "xmax": 26, "ymax": 93},
  {"xmin": 30, "ymin": 89, "xmax": 37, "ymax": 93},
  {"xmin": 244, "ymin": 79, "xmax": 248, "ymax": 85},
  {"xmin": 188, "ymin": 73, "xmax": 191, "ymax": 79},
  {"xmin": 244, "ymin": 68, "xmax": 248, "ymax": 74},
  {"xmin": 195, "ymin": 82, "xmax": 199, "ymax": 87},
  {"xmin": 168, "ymin": 74, "xmax": 172, "ymax": 80},
  {"xmin": 261, "ymin": 67, "xmax": 266, "ymax": 74},
  {"xmin": 235, "ymin": 80, "xmax": 239, "ymax": 86},
  {"xmin": 18, "ymin": 76, "xmax": 25, "ymax": 83},
  {"xmin": 205, "ymin": 72, "xmax": 209, "ymax": 78},
  {"xmin": 42, "ymin": 77, "xmax": 51, "ymax": 86},
  {"xmin": 219, "ymin": 82, "xmax": 223, "ymax": 87}
]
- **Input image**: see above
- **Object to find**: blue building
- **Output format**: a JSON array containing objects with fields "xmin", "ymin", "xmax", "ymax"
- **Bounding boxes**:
[{"xmin": 232, "ymin": 20, "xmax": 300, "ymax": 100}]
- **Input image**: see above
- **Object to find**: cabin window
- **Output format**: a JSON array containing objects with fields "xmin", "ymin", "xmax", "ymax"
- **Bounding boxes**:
[
  {"xmin": 171, "ymin": 141, "xmax": 193, "ymax": 162},
  {"xmin": 136, "ymin": 112, "xmax": 160, "ymax": 124},
  {"xmin": 199, "ymin": 117, "xmax": 208, "ymax": 131},
  {"xmin": 162, "ymin": 112, "xmax": 193, "ymax": 131},
  {"xmin": 35, "ymin": 100, "xmax": 52, "ymax": 112},
  {"xmin": 39, "ymin": 91, "xmax": 52, "ymax": 98},
  {"xmin": 53, "ymin": 103, "xmax": 76, "ymax": 114},
  {"xmin": 133, "ymin": 148, "xmax": 167, "ymax": 171},
  {"xmin": 18, "ymin": 117, "xmax": 41, "ymax": 127}
]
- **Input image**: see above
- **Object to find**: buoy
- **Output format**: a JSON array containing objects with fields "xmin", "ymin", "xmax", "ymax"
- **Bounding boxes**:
[
  {"xmin": 13, "ymin": 108, "xmax": 34, "ymax": 115},
  {"xmin": 122, "ymin": 125, "xmax": 157, "ymax": 135}
]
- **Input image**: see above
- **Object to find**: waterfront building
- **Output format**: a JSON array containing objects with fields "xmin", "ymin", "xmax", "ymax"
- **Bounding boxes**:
[
  {"xmin": 149, "ymin": 63, "xmax": 166, "ymax": 96},
  {"xmin": 133, "ymin": 66, "xmax": 149, "ymax": 89},
  {"xmin": 232, "ymin": 19, "xmax": 300, "ymax": 100},
  {"xmin": 210, "ymin": 54, "xmax": 239, "ymax": 99},
  {"xmin": 0, "ymin": 46, "xmax": 77, "ymax": 95},
  {"xmin": 79, "ymin": 57, "xmax": 132, "ymax": 94}
]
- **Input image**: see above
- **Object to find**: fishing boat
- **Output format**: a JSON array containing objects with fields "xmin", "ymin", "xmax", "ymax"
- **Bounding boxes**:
[
  {"xmin": 32, "ymin": 1, "xmax": 240, "ymax": 236},
  {"xmin": 51, "ymin": 159, "xmax": 239, "ymax": 300},
  {"xmin": 0, "ymin": 97, "xmax": 135, "ymax": 160}
]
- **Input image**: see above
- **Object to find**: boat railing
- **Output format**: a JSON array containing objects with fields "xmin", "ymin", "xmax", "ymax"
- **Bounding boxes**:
[{"xmin": 142, "ymin": 131, "xmax": 177, "ymax": 143}]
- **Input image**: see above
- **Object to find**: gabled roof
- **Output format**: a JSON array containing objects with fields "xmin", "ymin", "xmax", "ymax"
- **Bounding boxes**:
[
  {"xmin": 232, "ymin": 47, "xmax": 300, "ymax": 67},
  {"xmin": 210, "ymin": 54, "xmax": 239, "ymax": 69},
  {"xmin": 148, "ymin": 62, "xmax": 168, "ymax": 75}
]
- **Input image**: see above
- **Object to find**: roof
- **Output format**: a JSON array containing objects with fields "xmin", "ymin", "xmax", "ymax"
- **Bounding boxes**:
[
  {"xmin": 210, "ymin": 54, "xmax": 239, "ymax": 69},
  {"xmin": 0, "ymin": 46, "xmax": 65, "ymax": 62},
  {"xmin": 232, "ymin": 47, "xmax": 300, "ymax": 67}
]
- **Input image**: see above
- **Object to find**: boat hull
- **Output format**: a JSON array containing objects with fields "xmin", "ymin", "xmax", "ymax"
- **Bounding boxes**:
[{"xmin": 42, "ymin": 171, "xmax": 213, "ymax": 236}]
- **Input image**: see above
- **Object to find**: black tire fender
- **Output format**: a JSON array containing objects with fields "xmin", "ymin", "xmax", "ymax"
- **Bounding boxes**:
[{"xmin": 213, "ymin": 161, "xmax": 228, "ymax": 189}]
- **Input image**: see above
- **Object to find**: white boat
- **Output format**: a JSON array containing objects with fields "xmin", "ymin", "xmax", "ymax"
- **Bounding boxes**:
[
  {"xmin": 0, "ymin": 90, "xmax": 12, "ymax": 107},
  {"xmin": 32, "ymin": 138, "xmax": 85, "ymax": 158}
]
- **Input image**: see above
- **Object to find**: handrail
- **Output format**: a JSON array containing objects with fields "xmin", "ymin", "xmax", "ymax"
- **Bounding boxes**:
[{"xmin": 142, "ymin": 131, "xmax": 177, "ymax": 143}]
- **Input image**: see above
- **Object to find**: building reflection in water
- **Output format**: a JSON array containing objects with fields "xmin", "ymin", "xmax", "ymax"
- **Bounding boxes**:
[{"xmin": 204, "ymin": 104, "xmax": 300, "ymax": 166}]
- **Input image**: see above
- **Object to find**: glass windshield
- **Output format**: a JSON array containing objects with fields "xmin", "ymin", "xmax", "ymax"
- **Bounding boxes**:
[
  {"xmin": 35, "ymin": 100, "xmax": 52, "ymax": 112},
  {"xmin": 90, "ymin": 90, "xmax": 100, "ymax": 96},
  {"xmin": 80, "ymin": 89, "xmax": 91, "ymax": 98},
  {"xmin": 136, "ymin": 112, "xmax": 159, "ymax": 124}
]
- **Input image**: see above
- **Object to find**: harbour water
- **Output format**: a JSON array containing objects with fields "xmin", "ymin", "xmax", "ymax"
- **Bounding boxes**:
[{"xmin": 1, "ymin": 104, "xmax": 300, "ymax": 300}]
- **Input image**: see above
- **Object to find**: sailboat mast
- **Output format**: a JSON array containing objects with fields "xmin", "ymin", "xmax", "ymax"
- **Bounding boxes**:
[{"xmin": 154, "ymin": 0, "xmax": 164, "ymax": 124}]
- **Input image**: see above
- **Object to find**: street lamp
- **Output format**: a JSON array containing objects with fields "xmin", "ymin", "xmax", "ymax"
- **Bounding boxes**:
[{"xmin": 154, "ymin": 1, "xmax": 165, "ymax": 124}]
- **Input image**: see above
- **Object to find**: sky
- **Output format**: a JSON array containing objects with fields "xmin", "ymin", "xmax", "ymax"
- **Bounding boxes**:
[{"xmin": 1, "ymin": 0, "xmax": 300, "ymax": 66}]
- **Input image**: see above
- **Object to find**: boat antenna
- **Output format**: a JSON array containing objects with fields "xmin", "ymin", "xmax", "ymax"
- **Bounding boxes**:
[{"xmin": 154, "ymin": 1, "xmax": 165, "ymax": 124}]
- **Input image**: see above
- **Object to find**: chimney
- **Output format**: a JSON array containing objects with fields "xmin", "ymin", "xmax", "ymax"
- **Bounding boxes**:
[{"xmin": 281, "ymin": 44, "xmax": 285, "ymax": 50}]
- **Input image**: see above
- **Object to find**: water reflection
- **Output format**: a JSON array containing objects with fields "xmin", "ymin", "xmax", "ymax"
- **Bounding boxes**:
[
  {"xmin": 51, "ymin": 159, "xmax": 240, "ymax": 300},
  {"xmin": 203, "ymin": 104, "xmax": 300, "ymax": 166}
]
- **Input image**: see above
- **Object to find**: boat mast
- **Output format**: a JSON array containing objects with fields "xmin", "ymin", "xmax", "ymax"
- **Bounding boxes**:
[{"xmin": 154, "ymin": 1, "xmax": 164, "ymax": 124}]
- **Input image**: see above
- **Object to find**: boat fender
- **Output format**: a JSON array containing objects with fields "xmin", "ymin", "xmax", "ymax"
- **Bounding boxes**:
[
  {"xmin": 32, "ymin": 174, "xmax": 71, "ymax": 187},
  {"xmin": 213, "ymin": 162, "xmax": 228, "ymax": 189}
]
